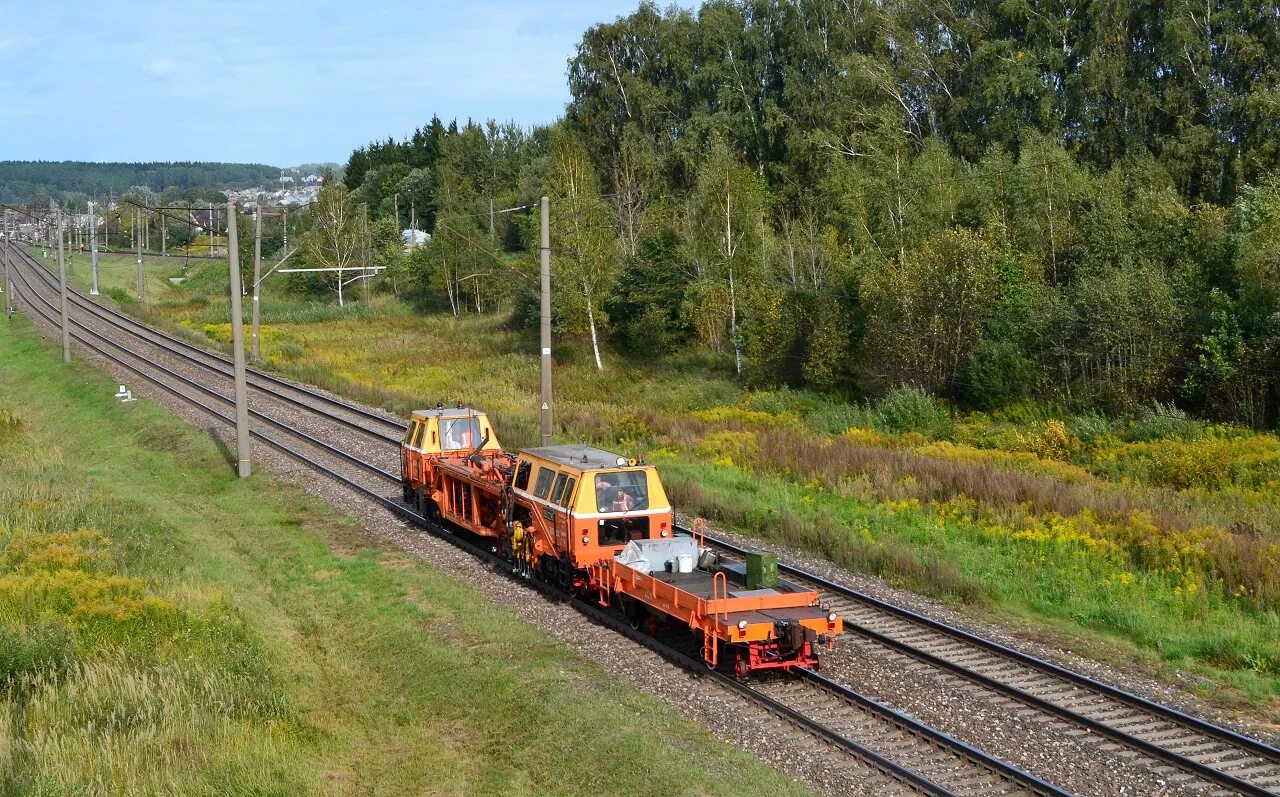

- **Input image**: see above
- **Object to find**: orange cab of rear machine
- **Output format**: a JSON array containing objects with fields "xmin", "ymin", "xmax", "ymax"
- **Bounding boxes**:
[
  {"xmin": 510, "ymin": 445, "xmax": 673, "ymax": 569},
  {"xmin": 402, "ymin": 406, "xmax": 502, "ymax": 482}
]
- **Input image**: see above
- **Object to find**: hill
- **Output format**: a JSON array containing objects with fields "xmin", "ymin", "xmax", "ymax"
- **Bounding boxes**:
[{"xmin": 0, "ymin": 160, "xmax": 281, "ymax": 204}]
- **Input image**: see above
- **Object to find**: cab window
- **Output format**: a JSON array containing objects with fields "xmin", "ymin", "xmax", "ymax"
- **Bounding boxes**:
[
  {"xmin": 439, "ymin": 417, "xmax": 481, "ymax": 450},
  {"xmin": 550, "ymin": 473, "xmax": 569, "ymax": 504},
  {"xmin": 557, "ymin": 478, "xmax": 576, "ymax": 507},
  {"xmin": 514, "ymin": 461, "xmax": 532, "ymax": 491},
  {"xmin": 599, "ymin": 517, "xmax": 649, "ymax": 546},
  {"xmin": 411, "ymin": 422, "xmax": 426, "ymax": 449},
  {"xmin": 592, "ymin": 470, "xmax": 650, "ymax": 513},
  {"xmin": 404, "ymin": 422, "xmax": 419, "ymax": 446},
  {"xmin": 533, "ymin": 467, "xmax": 555, "ymax": 499}
]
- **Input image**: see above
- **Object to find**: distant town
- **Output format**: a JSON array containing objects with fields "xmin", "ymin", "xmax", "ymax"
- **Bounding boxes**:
[{"xmin": 224, "ymin": 170, "xmax": 325, "ymax": 209}]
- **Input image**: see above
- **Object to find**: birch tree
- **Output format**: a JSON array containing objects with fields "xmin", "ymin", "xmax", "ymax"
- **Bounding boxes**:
[
  {"xmin": 301, "ymin": 182, "xmax": 369, "ymax": 307},
  {"xmin": 684, "ymin": 139, "xmax": 767, "ymax": 377},
  {"xmin": 550, "ymin": 134, "xmax": 619, "ymax": 371}
]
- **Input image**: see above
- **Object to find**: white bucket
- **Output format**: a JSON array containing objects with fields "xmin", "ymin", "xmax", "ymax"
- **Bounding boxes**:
[{"xmin": 675, "ymin": 554, "xmax": 694, "ymax": 573}]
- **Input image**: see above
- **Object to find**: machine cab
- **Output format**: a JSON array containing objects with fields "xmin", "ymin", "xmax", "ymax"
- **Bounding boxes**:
[
  {"xmin": 512, "ymin": 445, "xmax": 672, "ymax": 569},
  {"xmin": 402, "ymin": 406, "xmax": 502, "ymax": 484}
]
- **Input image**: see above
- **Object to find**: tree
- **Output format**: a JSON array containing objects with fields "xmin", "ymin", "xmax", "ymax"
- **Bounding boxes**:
[
  {"xmin": 549, "ymin": 133, "xmax": 619, "ymax": 371},
  {"xmin": 300, "ymin": 182, "xmax": 369, "ymax": 307},
  {"xmin": 684, "ymin": 138, "xmax": 767, "ymax": 376},
  {"xmin": 861, "ymin": 229, "xmax": 1003, "ymax": 395}
]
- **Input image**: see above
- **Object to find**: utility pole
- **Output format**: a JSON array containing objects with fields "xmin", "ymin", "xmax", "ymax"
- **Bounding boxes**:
[
  {"xmin": 57, "ymin": 208, "xmax": 70, "ymax": 362},
  {"xmin": 539, "ymin": 196, "xmax": 553, "ymax": 446},
  {"xmin": 489, "ymin": 197, "xmax": 495, "ymax": 240},
  {"xmin": 3, "ymin": 210, "xmax": 10, "ymax": 315},
  {"xmin": 394, "ymin": 193, "xmax": 399, "ymax": 234},
  {"xmin": 209, "ymin": 204, "xmax": 215, "ymax": 255},
  {"xmin": 136, "ymin": 208, "xmax": 145, "ymax": 300},
  {"xmin": 161, "ymin": 212, "xmax": 166, "ymax": 255},
  {"xmin": 226, "ymin": 203, "xmax": 251, "ymax": 478},
  {"xmin": 88, "ymin": 201, "xmax": 100, "ymax": 295},
  {"xmin": 282, "ymin": 208, "xmax": 288, "ymax": 253},
  {"xmin": 251, "ymin": 206, "xmax": 261, "ymax": 360}
]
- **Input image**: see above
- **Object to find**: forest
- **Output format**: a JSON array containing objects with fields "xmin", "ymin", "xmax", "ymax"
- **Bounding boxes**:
[
  {"xmin": 333, "ymin": 0, "xmax": 1280, "ymax": 425},
  {"xmin": 0, "ymin": 160, "xmax": 280, "ymax": 205}
]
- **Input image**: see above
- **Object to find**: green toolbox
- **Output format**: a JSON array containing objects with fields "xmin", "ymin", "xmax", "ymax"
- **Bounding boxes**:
[{"xmin": 745, "ymin": 551, "xmax": 779, "ymax": 589}]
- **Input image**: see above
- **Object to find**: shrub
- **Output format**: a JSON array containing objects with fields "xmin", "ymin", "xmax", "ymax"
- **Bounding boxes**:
[
  {"xmin": 1131, "ymin": 402, "xmax": 1203, "ymax": 442},
  {"xmin": 875, "ymin": 386, "xmax": 954, "ymax": 439},
  {"xmin": 277, "ymin": 342, "xmax": 306, "ymax": 362},
  {"xmin": 742, "ymin": 388, "xmax": 821, "ymax": 417},
  {"xmin": 805, "ymin": 401, "xmax": 878, "ymax": 436},
  {"xmin": 612, "ymin": 414, "xmax": 653, "ymax": 446},
  {"xmin": 106, "ymin": 287, "xmax": 137, "ymax": 305},
  {"xmin": 964, "ymin": 339, "xmax": 1033, "ymax": 409},
  {"xmin": 1068, "ymin": 412, "xmax": 1116, "ymax": 442}
]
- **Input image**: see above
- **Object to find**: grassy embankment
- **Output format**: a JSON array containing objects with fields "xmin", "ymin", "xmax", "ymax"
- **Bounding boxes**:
[
  {"xmin": 0, "ymin": 315, "xmax": 813, "ymax": 796},
  {"xmin": 46, "ymin": 252, "xmax": 1280, "ymax": 716}
]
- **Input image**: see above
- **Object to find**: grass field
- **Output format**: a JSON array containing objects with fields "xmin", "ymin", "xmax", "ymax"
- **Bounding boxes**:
[
  {"xmin": 0, "ymin": 315, "xmax": 816, "ymax": 796},
  {"xmin": 38, "ymin": 251, "xmax": 1280, "ymax": 718}
]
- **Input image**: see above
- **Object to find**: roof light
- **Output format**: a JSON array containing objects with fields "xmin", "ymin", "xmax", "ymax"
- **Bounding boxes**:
[{"xmin": 616, "ymin": 456, "xmax": 628, "ymax": 466}]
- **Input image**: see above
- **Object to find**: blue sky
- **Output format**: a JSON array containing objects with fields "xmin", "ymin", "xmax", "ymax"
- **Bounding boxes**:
[{"xmin": 0, "ymin": 1, "xmax": 644, "ymax": 166}]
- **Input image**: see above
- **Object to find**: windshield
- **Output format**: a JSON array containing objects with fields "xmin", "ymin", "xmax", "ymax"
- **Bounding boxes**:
[
  {"xmin": 439, "ymin": 417, "xmax": 481, "ymax": 451},
  {"xmin": 592, "ymin": 470, "xmax": 649, "ymax": 513}
]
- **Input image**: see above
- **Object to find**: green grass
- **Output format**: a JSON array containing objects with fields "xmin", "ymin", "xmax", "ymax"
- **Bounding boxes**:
[
  {"xmin": 0, "ymin": 315, "xmax": 814, "ymax": 797},
  {"xmin": 51, "ymin": 247, "xmax": 203, "ymax": 301}
]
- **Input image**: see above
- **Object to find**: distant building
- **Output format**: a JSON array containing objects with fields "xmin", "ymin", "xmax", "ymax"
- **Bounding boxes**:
[{"xmin": 401, "ymin": 229, "xmax": 430, "ymax": 251}]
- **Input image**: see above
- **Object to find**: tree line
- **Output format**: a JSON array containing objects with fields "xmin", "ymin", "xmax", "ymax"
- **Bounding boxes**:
[
  {"xmin": 0, "ymin": 161, "xmax": 282, "ymax": 206},
  {"xmin": 329, "ymin": 0, "xmax": 1280, "ymax": 426}
]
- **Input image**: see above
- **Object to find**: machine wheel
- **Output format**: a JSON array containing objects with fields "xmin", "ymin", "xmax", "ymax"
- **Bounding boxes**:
[
  {"xmin": 734, "ymin": 657, "xmax": 749, "ymax": 679},
  {"xmin": 402, "ymin": 481, "xmax": 413, "ymax": 504}
]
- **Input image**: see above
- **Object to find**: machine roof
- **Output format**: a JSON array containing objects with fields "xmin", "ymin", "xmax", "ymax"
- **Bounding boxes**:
[
  {"xmin": 411, "ymin": 406, "xmax": 487, "ymax": 420},
  {"xmin": 522, "ymin": 444, "xmax": 633, "ymax": 470}
]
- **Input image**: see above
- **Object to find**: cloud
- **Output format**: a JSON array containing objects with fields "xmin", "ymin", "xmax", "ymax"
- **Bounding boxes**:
[{"xmin": 147, "ymin": 57, "xmax": 177, "ymax": 78}]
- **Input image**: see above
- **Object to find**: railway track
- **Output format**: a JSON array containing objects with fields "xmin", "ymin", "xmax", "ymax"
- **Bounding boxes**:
[
  {"xmin": 697, "ymin": 540, "xmax": 1280, "ymax": 795},
  {"xmin": 7, "ymin": 249, "xmax": 1069, "ymax": 797},
  {"xmin": 14, "ymin": 246, "xmax": 405, "ymax": 446},
  {"xmin": 10, "ymin": 246, "xmax": 1280, "ymax": 794}
]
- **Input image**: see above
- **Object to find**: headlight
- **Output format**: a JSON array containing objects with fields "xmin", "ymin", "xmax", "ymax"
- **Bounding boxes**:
[
  {"xmin": 582, "ymin": 534, "xmax": 589, "ymax": 544},
  {"xmin": 737, "ymin": 619, "xmax": 748, "ymax": 631},
  {"xmin": 827, "ymin": 611, "xmax": 837, "ymax": 623},
  {"xmin": 660, "ymin": 529, "xmax": 669, "ymax": 537}
]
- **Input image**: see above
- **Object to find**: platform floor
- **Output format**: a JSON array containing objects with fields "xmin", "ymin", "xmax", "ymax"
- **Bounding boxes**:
[{"xmin": 643, "ymin": 568, "xmax": 828, "ymax": 625}]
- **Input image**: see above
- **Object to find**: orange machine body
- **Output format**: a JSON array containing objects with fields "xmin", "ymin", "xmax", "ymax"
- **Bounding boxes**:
[{"xmin": 401, "ymin": 407, "xmax": 841, "ymax": 674}]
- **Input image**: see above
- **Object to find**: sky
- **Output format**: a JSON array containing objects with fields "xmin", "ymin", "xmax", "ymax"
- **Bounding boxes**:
[{"xmin": 0, "ymin": 0, "xmax": 645, "ymax": 166}]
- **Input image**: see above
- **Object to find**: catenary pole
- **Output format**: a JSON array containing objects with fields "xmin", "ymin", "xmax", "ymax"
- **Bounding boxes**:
[
  {"xmin": 88, "ymin": 200, "xmax": 100, "ymax": 295},
  {"xmin": 3, "ymin": 210, "xmax": 10, "ymax": 315},
  {"xmin": 57, "ymin": 208, "xmax": 70, "ymax": 362},
  {"xmin": 136, "ymin": 208, "xmax": 145, "ymax": 299},
  {"xmin": 251, "ymin": 205, "xmax": 261, "ymax": 360},
  {"xmin": 226, "ymin": 203, "xmax": 251, "ymax": 477},
  {"xmin": 539, "ymin": 196, "xmax": 553, "ymax": 446}
]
